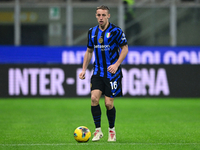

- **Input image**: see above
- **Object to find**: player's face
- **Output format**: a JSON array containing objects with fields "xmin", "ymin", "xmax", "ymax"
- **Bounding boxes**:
[{"xmin": 96, "ymin": 9, "xmax": 110, "ymax": 30}]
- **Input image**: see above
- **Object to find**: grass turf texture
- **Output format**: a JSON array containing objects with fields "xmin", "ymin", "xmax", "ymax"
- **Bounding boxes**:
[{"xmin": 0, "ymin": 98, "xmax": 200, "ymax": 150}]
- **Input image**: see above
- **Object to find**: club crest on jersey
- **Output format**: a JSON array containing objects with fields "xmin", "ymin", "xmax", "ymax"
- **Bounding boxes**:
[
  {"xmin": 98, "ymin": 38, "xmax": 103, "ymax": 43},
  {"xmin": 106, "ymin": 33, "xmax": 111, "ymax": 38}
]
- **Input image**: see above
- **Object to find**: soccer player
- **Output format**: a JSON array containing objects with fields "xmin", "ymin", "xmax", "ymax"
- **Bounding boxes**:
[{"xmin": 79, "ymin": 5, "xmax": 128, "ymax": 142}]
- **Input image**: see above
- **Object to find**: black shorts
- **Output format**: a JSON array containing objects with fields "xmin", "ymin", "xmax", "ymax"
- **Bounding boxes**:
[{"xmin": 91, "ymin": 75, "xmax": 123, "ymax": 98}]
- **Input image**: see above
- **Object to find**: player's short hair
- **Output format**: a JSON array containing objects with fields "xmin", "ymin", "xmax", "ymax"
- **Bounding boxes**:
[{"xmin": 96, "ymin": 5, "xmax": 110, "ymax": 13}]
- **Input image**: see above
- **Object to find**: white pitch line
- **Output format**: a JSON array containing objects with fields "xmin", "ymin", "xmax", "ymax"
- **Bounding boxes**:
[{"xmin": 0, "ymin": 143, "xmax": 199, "ymax": 147}]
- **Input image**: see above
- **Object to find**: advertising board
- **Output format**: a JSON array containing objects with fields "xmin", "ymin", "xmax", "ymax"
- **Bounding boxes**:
[{"xmin": 0, "ymin": 65, "xmax": 199, "ymax": 97}]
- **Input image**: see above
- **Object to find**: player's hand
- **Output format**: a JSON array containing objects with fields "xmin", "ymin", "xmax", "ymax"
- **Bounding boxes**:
[
  {"xmin": 79, "ymin": 71, "xmax": 86, "ymax": 80},
  {"xmin": 107, "ymin": 64, "xmax": 118, "ymax": 74}
]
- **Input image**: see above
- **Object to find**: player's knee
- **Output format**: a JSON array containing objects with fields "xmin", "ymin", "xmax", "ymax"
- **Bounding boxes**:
[
  {"xmin": 91, "ymin": 95, "xmax": 99, "ymax": 105},
  {"xmin": 105, "ymin": 102, "xmax": 113, "ymax": 110}
]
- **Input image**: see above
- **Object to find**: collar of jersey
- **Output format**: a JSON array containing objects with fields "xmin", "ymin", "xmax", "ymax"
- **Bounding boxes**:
[{"xmin": 98, "ymin": 22, "xmax": 111, "ymax": 32}]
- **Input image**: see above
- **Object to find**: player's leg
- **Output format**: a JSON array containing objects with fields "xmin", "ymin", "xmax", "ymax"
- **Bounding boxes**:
[
  {"xmin": 105, "ymin": 96, "xmax": 116, "ymax": 142},
  {"xmin": 91, "ymin": 89, "xmax": 102, "ymax": 128},
  {"xmin": 90, "ymin": 76, "xmax": 104, "ymax": 141},
  {"xmin": 105, "ymin": 96, "xmax": 115, "ymax": 128},
  {"xmin": 104, "ymin": 75, "xmax": 123, "ymax": 142},
  {"xmin": 91, "ymin": 90, "xmax": 103, "ymax": 141}
]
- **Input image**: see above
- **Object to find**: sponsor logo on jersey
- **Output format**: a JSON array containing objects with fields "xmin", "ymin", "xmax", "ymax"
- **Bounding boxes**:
[{"xmin": 94, "ymin": 45, "xmax": 110, "ymax": 51}]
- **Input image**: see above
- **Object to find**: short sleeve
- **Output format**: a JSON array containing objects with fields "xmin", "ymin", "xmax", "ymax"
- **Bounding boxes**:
[
  {"xmin": 87, "ymin": 28, "xmax": 93, "ymax": 48},
  {"xmin": 116, "ymin": 29, "xmax": 128, "ymax": 47}
]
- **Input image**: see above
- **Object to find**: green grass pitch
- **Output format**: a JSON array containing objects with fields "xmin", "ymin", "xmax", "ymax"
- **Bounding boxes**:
[{"xmin": 0, "ymin": 98, "xmax": 200, "ymax": 150}]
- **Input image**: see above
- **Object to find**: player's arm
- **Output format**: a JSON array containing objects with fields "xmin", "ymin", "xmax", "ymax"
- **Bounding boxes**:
[
  {"xmin": 79, "ymin": 47, "xmax": 94, "ymax": 79},
  {"xmin": 115, "ymin": 44, "xmax": 128, "ymax": 67},
  {"xmin": 107, "ymin": 44, "xmax": 128, "ymax": 74}
]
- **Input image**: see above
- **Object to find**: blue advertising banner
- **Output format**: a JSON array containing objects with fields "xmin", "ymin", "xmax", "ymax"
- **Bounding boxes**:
[{"xmin": 0, "ymin": 46, "xmax": 200, "ymax": 64}]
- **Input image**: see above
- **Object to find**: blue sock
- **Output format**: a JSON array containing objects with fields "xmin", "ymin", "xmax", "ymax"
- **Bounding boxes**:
[
  {"xmin": 91, "ymin": 105, "xmax": 101, "ymax": 128},
  {"xmin": 107, "ymin": 106, "xmax": 116, "ymax": 128}
]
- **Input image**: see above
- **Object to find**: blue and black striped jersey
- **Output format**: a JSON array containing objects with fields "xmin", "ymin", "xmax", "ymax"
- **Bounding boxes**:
[{"xmin": 87, "ymin": 23, "xmax": 127, "ymax": 79}]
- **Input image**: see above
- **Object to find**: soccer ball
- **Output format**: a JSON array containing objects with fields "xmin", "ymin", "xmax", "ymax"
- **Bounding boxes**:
[{"xmin": 74, "ymin": 126, "xmax": 91, "ymax": 142}]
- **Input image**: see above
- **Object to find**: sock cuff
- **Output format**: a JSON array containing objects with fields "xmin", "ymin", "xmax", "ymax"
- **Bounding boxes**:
[
  {"xmin": 107, "ymin": 106, "xmax": 116, "ymax": 114},
  {"xmin": 107, "ymin": 106, "xmax": 115, "ymax": 110},
  {"xmin": 91, "ymin": 104, "xmax": 100, "ymax": 109}
]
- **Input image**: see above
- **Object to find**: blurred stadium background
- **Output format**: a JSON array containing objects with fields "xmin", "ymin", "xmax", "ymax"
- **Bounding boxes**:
[
  {"xmin": 0, "ymin": 0, "xmax": 200, "ymax": 46},
  {"xmin": 0, "ymin": 1, "xmax": 200, "ymax": 149}
]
